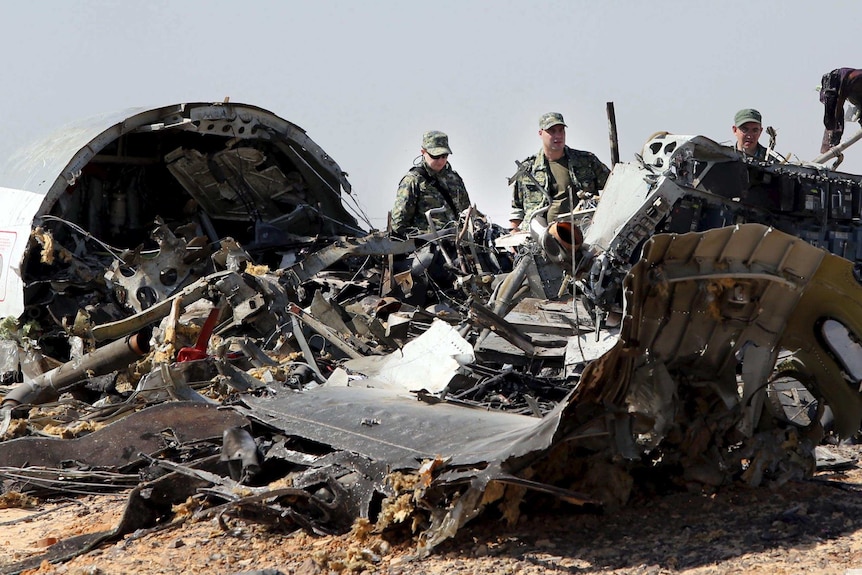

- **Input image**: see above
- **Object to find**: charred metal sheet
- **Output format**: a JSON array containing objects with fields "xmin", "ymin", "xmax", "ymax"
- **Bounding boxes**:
[
  {"xmin": 0, "ymin": 402, "xmax": 247, "ymax": 470},
  {"xmin": 236, "ymin": 386, "xmax": 545, "ymax": 468},
  {"xmin": 234, "ymin": 385, "xmax": 600, "ymax": 552},
  {"xmin": 191, "ymin": 449, "xmax": 389, "ymax": 536},
  {"xmin": 221, "ymin": 426, "xmax": 260, "ymax": 481},
  {"xmin": 288, "ymin": 451, "xmax": 388, "ymax": 525}
]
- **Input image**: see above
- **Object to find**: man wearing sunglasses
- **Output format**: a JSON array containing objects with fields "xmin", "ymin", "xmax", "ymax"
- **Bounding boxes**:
[
  {"xmin": 391, "ymin": 131, "xmax": 471, "ymax": 237},
  {"xmin": 509, "ymin": 112, "xmax": 610, "ymax": 231}
]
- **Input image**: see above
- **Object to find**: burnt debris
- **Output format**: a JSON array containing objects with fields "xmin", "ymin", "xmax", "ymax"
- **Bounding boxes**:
[{"xmin": 1, "ymin": 105, "xmax": 862, "ymax": 572}]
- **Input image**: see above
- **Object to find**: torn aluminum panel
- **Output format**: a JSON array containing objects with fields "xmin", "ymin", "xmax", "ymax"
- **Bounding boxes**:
[
  {"xmin": 236, "ymin": 386, "xmax": 544, "ymax": 467},
  {"xmin": 577, "ymin": 223, "xmax": 862, "ymax": 458},
  {"xmin": 0, "ymin": 101, "xmax": 365, "ymax": 323},
  {"xmin": 333, "ymin": 318, "xmax": 474, "ymax": 394},
  {"xmin": 235, "ymin": 384, "xmax": 594, "ymax": 552}
]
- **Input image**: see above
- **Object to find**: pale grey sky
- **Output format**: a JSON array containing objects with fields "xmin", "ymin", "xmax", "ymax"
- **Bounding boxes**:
[{"xmin": 1, "ymin": 0, "xmax": 860, "ymax": 230}]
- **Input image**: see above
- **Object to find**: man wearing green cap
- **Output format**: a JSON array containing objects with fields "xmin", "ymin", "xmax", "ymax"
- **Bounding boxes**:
[
  {"xmin": 391, "ymin": 130, "xmax": 471, "ymax": 237},
  {"xmin": 731, "ymin": 108, "xmax": 770, "ymax": 160},
  {"xmin": 509, "ymin": 112, "xmax": 610, "ymax": 231}
]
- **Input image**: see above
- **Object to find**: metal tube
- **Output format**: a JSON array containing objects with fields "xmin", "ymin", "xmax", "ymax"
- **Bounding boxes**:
[
  {"xmin": 490, "ymin": 252, "xmax": 533, "ymax": 316},
  {"xmin": 812, "ymin": 128, "xmax": 862, "ymax": 164},
  {"xmin": 2, "ymin": 328, "xmax": 152, "ymax": 407}
]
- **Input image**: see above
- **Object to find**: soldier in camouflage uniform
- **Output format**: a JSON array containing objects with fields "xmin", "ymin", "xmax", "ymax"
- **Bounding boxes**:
[
  {"xmin": 391, "ymin": 131, "xmax": 472, "ymax": 237},
  {"xmin": 509, "ymin": 112, "xmax": 610, "ymax": 231}
]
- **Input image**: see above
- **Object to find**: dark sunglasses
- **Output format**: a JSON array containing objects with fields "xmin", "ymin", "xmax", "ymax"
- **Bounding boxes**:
[{"xmin": 428, "ymin": 152, "xmax": 449, "ymax": 160}]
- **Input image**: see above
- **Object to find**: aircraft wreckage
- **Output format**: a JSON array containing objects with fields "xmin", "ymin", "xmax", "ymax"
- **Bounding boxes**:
[{"xmin": 1, "ymin": 102, "xmax": 862, "ymax": 571}]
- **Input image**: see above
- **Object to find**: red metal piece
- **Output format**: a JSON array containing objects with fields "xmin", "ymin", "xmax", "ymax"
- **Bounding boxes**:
[{"xmin": 177, "ymin": 307, "xmax": 220, "ymax": 362}]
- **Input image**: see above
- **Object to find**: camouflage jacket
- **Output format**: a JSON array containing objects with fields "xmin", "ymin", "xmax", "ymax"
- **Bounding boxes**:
[
  {"xmin": 391, "ymin": 161, "xmax": 471, "ymax": 236},
  {"xmin": 510, "ymin": 147, "xmax": 610, "ymax": 229}
]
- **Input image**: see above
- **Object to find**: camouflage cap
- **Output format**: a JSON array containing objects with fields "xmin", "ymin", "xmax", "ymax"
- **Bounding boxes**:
[
  {"xmin": 539, "ymin": 112, "xmax": 567, "ymax": 130},
  {"xmin": 734, "ymin": 108, "xmax": 762, "ymax": 127},
  {"xmin": 421, "ymin": 131, "xmax": 452, "ymax": 156}
]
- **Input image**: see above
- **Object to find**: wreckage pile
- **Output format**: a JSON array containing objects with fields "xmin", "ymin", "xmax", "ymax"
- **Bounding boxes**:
[{"xmin": 1, "ymin": 103, "xmax": 862, "ymax": 572}]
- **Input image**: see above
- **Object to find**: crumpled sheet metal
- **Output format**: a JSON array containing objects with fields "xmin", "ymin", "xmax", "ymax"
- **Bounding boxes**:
[
  {"xmin": 166, "ymin": 146, "xmax": 296, "ymax": 222},
  {"xmin": 0, "ymin": 401, "xmax": 248, "ymax": 470},
  {"xmin": 575, "ymin": 223, "xmax": 862, "ymax": 436},
  {"xmin": 1, "ymin": 405, "xmax": 249, "ymax": 572},
  {"xmin": 781, "ymin": 248, "xmax": 862, "ymax": 437},
  {"xmin": 226, "ymin": 224, "xmax": 855, "ymax": 550},
  {"xmin": 235, "ymin": 383, "xmax": 598, "ymax": 552},
  {"xmin": 285, "ymin": 231, "xmax": 430, "ymax": 285},
  {"xmin": 7, "ymin": 222, "xmax": 862, "ymax": 564},
  {"xmin": 337, "ymin": 318, "xmax": 475, "ymax": 394},
  {"xmin": 91, "ymin": 270, "xmax": 233, "ymax": 342}
]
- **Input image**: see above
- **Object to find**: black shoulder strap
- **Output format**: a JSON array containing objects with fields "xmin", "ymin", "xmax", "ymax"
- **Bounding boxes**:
[{"xmin": 411, "ymin": 166, "xmax": 458, "ymax": 215}]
